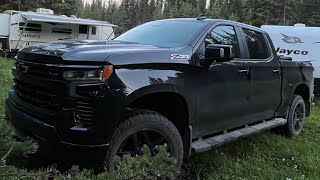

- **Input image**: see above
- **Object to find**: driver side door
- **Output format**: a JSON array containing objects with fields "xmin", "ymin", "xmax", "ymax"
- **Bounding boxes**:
[{"xmin": 195, "ymin": 25, "xmax": 252, "ymax": 136}]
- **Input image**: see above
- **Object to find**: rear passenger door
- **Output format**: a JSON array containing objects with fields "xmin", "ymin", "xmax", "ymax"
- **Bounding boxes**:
[{"xmin": 240, "ymin": 28, "xmax": 282, "ymax": 121}]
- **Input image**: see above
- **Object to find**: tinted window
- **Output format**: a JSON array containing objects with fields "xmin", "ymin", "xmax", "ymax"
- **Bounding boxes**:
[
  {"xmin": 92, "ymin": 26, "xmax": 97, "ymax": 35},
  {"xmin": 243, "ymin": 29, "xmax": 270, "ymax": 59},
  {"xmin": 79, "ymin": 25, "xmax": 88, "ymax": 34},
  {"xmin": 205, "ymin": 26, "xmax": 240, "ymax": 58},
  {"xmin": 115, "ymin": 20, "xmax": 208, "ymax": 48},
  {"xmin": 19, "ymin": 22, "xmax": 41, "ymax": 32},
  {"xmin": 52, "ymin": 28, "xmax": 72, "ymax": 34}
]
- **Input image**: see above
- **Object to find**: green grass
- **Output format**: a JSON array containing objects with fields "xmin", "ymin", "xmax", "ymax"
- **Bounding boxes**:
[
  {"xmin": 187, "ymin": 108, "xmax": 320, "ymax": 179},
  {"xmin": 1, "ymin": 58, "xmax": 320, "ymax": 179}
]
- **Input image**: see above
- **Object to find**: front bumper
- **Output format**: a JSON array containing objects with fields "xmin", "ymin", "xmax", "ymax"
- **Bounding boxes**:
[{"xmin": 5, "ymin": 91, "xmax": 108, "ymax": 161}]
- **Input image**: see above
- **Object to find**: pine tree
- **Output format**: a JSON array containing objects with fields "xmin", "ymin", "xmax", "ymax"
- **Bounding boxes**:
[
  {"xmin": 301, "ymin": 0, "xmax": 320, "ymax": 26},
  {"xmin": 198, "ymin": 0, "xmax": 206, "ymax": 14},
  {"xmin": 179, "ymin": 2, "xmax": 198, "ymax": 18},
  {"xmin": 2, "ymin": 0, "xmax": 320, "ymax": 34},
  {"xmin": 153, "ymin": 0, "xmax": 164, "ymax": 19}
]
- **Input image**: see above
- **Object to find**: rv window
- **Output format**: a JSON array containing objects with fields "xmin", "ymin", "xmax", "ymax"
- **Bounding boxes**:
[
  {"xmin": 243, "ymin": 29, "xmax": 270, "ymax": 59},
  {"xmin": 79, "ymin": 25, "xmax": 88, "ymax": 34},
  {"xmin": 92, "ymin": 26, "xmax": 97, "ymax": 35},
  {"xmin": 53, "ymin": 28, "xmax": 72, "ymax": 34},
  {"xmin": 19, "ymin": 22, "xmax": 42, "ymax": 32}
]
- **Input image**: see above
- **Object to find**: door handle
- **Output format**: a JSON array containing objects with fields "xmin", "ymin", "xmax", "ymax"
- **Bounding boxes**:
[
  {"xmin": 238, "ymin": 69, "xmax": 249, "ymax": 74},
  {"xmin": 272, "ymin": 69, "xmax": 280, "ymax": 73}
]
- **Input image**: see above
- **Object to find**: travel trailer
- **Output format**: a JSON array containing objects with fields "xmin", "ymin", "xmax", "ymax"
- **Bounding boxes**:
[
  {"xmin": 261, "ymin": 24, "xmax": 320, "ymax": 95},
  {"xmin": 0, "ymin": 8, "xmax": 116, "ymax": 57}
]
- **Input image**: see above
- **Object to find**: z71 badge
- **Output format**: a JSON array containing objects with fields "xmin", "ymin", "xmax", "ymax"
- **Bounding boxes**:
[{"xmin": 171, "ymin": 54, "xmax": 190, "ymax": 60}]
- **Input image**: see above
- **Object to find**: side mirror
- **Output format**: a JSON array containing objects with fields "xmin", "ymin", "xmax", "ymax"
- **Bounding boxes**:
[
  {"xmin": 278, "ymin": 55, "xmax": 292, "ymax": 61},
  {"xmin": 205, "ymin": 44, "xmax": 234, "ymax": 62}
]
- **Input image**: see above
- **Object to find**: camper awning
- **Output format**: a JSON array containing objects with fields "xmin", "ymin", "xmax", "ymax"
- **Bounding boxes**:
[{"xmin": 21, "ymin": 12, "xmax": 116, "ymax": 27}]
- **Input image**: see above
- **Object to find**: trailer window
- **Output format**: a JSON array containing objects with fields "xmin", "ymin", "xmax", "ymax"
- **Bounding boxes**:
[
  {"xmin": 91, "ymin": 26, "xmax": 97, "ymax": 35},
  {"xmin": 19, "ymin": 22, "xmax": 42, "ymax": 32},
  {"xmin": 79, "ymin": 25, "xmax": 88, "ymax": 34},
  {"xmin": 52, "ymin": 28, "xmax": 72, "ymax": 34}
]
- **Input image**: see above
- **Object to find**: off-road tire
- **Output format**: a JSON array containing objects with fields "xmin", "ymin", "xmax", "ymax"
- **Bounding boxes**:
[
  {"xmin": 282, "ymin": 94, "xmax": 306, "ymax": 137},
  {"xmin": 105, "ymin": 110, "xmax": 184, "ymax": 171}
]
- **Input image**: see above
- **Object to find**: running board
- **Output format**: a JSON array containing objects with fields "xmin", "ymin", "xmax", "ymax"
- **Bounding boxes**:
[{"xmin": 191, "ymin": 118, "xmax": 287, "ymax": 153}]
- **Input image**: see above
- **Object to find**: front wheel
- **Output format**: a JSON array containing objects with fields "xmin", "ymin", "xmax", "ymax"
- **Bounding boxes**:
[
  {"xmin": 283, "ymin": 94, "xmax": 306, "ymax": 137},
  {"xmin": 105, "ymin": 110, "xmax": 184, "ymax": 171}
]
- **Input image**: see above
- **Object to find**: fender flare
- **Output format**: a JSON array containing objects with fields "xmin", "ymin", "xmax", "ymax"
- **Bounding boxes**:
[{"xmin": 124, "ymin": 83, "xmax": 185, "ymax": 107}]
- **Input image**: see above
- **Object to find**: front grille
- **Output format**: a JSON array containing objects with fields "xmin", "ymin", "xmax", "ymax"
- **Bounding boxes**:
[
  {"xmin": 15, "ymin": 62, "xmax": 63, "ymax": 80},
  {"xmin": 26, "ymin": 66, "xmax": 62, "ymax": 80},
  {"xmin": 13, "ymin": 62, "xmax": 66, "ymax": 110},
  {"xmin": 76, "ymin": 101, "xmax": 95, "ymax": 125},
  {"xmin": 15, "ymin": 80, "xmax": 59, "ymax": 109},
  {"xmin": 13, "ymin": 59, "xmax": 98, "ymax": 125},
  {"xmin": 14, "ymin": 79, "xmax": 65, "ymax": 110}
]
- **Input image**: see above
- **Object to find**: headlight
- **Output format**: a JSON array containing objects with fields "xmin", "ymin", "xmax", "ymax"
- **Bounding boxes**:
[
  {"xmin": 63, "ymin": 65, "xmax": 113, "ymax": 80},
  {"xmin": 63, "ymin": 70, "xmax": 102, "ymax": 79}
]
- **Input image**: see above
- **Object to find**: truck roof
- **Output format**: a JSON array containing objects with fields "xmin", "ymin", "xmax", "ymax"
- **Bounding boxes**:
[{"xmin": 162, "ymin": 18, "xmax": 265, "ymax": 33}]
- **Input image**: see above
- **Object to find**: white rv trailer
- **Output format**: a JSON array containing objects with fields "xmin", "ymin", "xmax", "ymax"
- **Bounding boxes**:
[
  {"xmin": 261, "ymin": 24, "xmax": 320, "ymax": 95},
  {"xmin": 0, "ymin": 8, "xmax": 116, "ymax": 56}
]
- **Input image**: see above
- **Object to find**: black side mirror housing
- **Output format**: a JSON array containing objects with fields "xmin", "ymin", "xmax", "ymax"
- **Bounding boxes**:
[{"xmin": 205, "ymin": 44, "xmax": 234, "ymax": 62}]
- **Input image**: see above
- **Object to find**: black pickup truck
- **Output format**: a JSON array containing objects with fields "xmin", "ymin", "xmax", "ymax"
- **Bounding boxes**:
[{"xmin": 5, "ymin": 17, "xmax": 314, "ymax": 170}]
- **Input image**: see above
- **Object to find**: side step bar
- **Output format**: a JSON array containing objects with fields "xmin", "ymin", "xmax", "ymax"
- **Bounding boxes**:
[{"xmin": 191, "ymin": 118, "xmax": 287, "ymax": 153}]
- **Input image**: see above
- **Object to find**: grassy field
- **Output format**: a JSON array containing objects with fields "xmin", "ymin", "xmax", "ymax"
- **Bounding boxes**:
[{"xmin": 1, "ymin": 58, "xmax": 320, "ymax": 179}]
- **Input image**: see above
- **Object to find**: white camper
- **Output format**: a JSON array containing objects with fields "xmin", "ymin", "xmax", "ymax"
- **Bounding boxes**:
[
  {"xmin": 0, "ymin": 8, "xmax": 116, "ymax": 56},
  {"xmin": 261, "ymin": 24, "xmax": 320, "ymax": 95}
]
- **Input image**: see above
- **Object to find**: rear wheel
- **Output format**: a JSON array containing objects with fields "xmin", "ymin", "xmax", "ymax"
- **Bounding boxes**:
[
  {"xmin": 105, "ymin": 110, "xmax": 184, "ymax": 171},
  {"xmin": 283, "ymin": 95, "xmax": 306, "ymax": 137}
]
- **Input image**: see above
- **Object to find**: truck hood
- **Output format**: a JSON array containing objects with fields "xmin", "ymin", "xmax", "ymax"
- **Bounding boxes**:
[{"xmin": 18, "ymin": 39, "xmax": 191, "ymax": 65}]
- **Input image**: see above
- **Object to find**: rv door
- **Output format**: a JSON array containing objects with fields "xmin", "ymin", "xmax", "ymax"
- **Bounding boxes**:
[
  {"xmin": 0, "ymin": 14, "xmax": 10, "ymax": 37},
  {"xmin": 78, "ymin": 25, "xmax": 89, "ymax": 39}
]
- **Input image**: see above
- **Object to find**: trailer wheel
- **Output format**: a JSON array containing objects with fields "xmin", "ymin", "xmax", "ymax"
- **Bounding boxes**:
[
  {"xmin": 8, "ymin": 51, "xmax": 17, "ymax": 58},
  {"xmin": 0, "ymin": 49, "xmax": 5, "ymax": 58}
]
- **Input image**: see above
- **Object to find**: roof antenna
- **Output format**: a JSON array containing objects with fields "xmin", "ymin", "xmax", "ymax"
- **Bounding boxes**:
[{"xmin": 197, "ymin": 14, "xmax": 208, "ymax": 20}]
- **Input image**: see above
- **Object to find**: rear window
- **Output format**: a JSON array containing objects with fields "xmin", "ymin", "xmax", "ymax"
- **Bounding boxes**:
[{"xmin": 243, "ymin": 29, "xmax": 270, "ymax": 59}]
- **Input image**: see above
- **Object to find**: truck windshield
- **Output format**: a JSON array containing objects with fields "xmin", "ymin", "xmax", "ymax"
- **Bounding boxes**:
[{"xmin": 115, "ymin": 20, "xmax": 208, "ymax": 48}]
